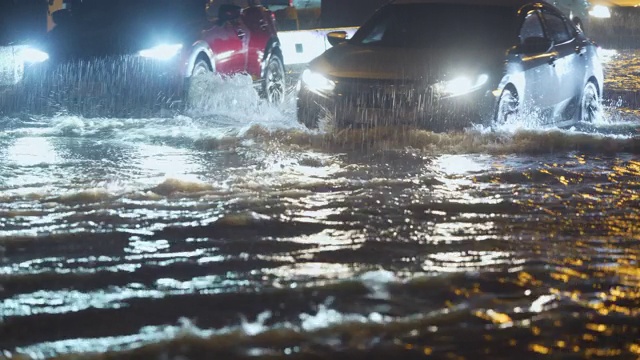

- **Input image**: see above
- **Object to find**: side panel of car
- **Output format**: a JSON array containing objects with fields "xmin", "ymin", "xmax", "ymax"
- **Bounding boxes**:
[
  {"xmin": 539, "ymin": 8, "xmax": 587, "ymax": 120},
  {"xmin": 243, "ymin": 6, "xmax": 277, "ymax": 79},
  {"xmin": 517, "ymin": 10, "xmax": 559, "ymax": 116},
  {"xmin": 201, "ymin": 20, "xmax": 248, "ymax": 75},
  {"xmin": 587, "ymin": 43, "xmax": 604, "ymax": 98},
  {"xmin": 184, "ymin": 40, "xmax": 217, "ymax": 78}
]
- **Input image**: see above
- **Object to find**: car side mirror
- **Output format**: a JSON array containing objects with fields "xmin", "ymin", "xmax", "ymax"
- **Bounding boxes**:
[
  {"xmin": 519, "ymin": 36, "xmax": 553, "ymax": 55},
  {"xmin": 218, "ymin": 4, "xmax": 242, "ymax": 23},
  {"xmin": 327, "ymin": 31, "xmax": 348, "ymax": 47},
  {"xmin": 52, "ymin": 9, "xmax": 72, "ymax": 26}
]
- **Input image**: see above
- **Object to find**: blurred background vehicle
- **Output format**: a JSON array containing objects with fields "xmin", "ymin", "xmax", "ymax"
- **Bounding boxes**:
[
  {"xmin": 0, "ymin": 0, "xmax": 49, "ymax": 91},
  {"xmin": 1, "ymin": 0, "xmax": 285, "ymax": 117}
]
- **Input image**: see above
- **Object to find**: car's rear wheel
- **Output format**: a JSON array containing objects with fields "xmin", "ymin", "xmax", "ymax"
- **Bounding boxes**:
[
  {"xmin": 580, "ymin": 81, "xmax": 601, "ymax": 123},
  {"xmin": 263, "ymin": 55, "xmax": 285, "ymax": 104},
  {"xmin": 494, "ymin": 88, "xmax": 519, "ymax": 127}
]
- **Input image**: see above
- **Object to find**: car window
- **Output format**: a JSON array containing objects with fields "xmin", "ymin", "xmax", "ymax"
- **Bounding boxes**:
[
  {"xmin": 541, "ymin": 12, "xmax": 573, "ymax": 43},
  {"xmin": 519, "ymin": 11, "xmax": 545, "ymax": 43}
]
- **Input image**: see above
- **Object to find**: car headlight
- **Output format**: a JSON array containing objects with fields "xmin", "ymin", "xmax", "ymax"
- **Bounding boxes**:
[
  {"xmin": 18, "ymin": 47, "xmax": 49, "ymax": 64},
  {"xmin": 589, "ymin": 5, "xmax": 611, "ymax": 18},
  {"xmin": 301, "ymin": 69, "xmax": 336, "ymax": 93},
  {"xmin": 434, "ymin": 74, "xmax": 489, "ymax": 97},
  {"xmin": 139, "ymin": 44, "xmax": 183, "ymax": 60}
]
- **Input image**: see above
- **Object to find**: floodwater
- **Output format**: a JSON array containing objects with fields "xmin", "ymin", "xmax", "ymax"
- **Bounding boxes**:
[{"xmin": 1, "ymin": 50, "xmax": 640, "ymax": 360}]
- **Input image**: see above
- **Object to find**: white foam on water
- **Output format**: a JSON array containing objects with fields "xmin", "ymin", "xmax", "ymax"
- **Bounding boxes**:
[
  {"xmin": 12, "ymin": 303, "xmax": 394, "ymax": 359},
  {"xmin": 241, "ymin": 311, "xmax": 273, "ymax": 336},
  {"xmin": 359, "ymin": 269, "xmax": 400, "ymax": 300},
  {"xmin": 300, "ymin": 304, "xmax": 385, "ymax": 331}
]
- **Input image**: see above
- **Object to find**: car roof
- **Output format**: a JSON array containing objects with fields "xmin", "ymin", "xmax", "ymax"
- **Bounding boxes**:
[{"xmin": 389, "ymin": 0, "xmax": 541, "ymax": 9}]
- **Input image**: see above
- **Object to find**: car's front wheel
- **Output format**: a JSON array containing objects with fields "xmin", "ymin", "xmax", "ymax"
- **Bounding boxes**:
[
  {"xmin": 580, "ymin": 81, "xmax": 601, "ymax": 123},
  {"xmin": 494, "ymin": 88, "xmax": 519, "ymax": 127},
  {"xmin": 262, "ymin": 55, "xmax": 285, "ymax": 104},
  {"xmin": 192, "ymin": 59, "xmax": 211, "ymax": 77},
  {"xmin": 185, "ymin": 58, "xmax": 213, "ymax": 108}
]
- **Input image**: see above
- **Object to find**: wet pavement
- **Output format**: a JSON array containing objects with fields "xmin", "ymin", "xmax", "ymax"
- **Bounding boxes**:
[{"xmin": 0, "ymin": 50, "xmax": 639, "ymax": 360}]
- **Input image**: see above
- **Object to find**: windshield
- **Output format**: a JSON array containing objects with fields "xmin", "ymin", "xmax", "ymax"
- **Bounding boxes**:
[{"xmin": 350, "ymin": 3, "xmax": 518, "ymax": 49}]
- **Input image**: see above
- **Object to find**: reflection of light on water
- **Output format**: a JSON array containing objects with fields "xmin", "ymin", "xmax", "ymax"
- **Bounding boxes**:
[
  {"xmin": 1, "ymin": 286, "xmax": 165, "ymax": 317},
  {"xmin": 135, "ymin": 144, "xmax": 202, "ymax": 187},
  {"xmin": 5, "ymin": 137, "xmax": 59, "ymax": 166},
  {"xmin": 125, "ymin": 238, "xmax": 170, "ymax": 254},
  {"xmin": 435, "ymin": 154, "xmax": 490, "ymax": 176},
  {"xmin": 238, "ymin": 150, "xmax": 342, "ymax": 189},
  {"xmin": 423, "ymin": 251, "xmax": 520, "ymax": 272},
  {"xmin": 136, "ymin": 144, "xmax": 197, "ymax": 177},
  {"xmin": 529, "ymin": 294, "xmax": 556, "ymax": 313},
  {"xmin": 432, "ymin": 155, "xmax": 483, "ymax": 196},
  {"xmin": 432, "ymin": 154, "xmax": 505, "ymax": 204},
  {"xmin": 432, "ymin": 221, "xmax": 498, "ymax": 242},
  {"xmin": 264, "ymin": 262, "xmax": 356, "ymax": 280}
]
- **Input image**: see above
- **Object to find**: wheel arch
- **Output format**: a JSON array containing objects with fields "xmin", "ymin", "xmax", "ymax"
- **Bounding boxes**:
[
  {"xmin": 502, "ymin": 83, "xmax": 519, "ymax": 99},
  {"xmin": 185, "ymin": 41, "xmax": 216, "ymax": 78},
  {"xmin": 495, "ymin": 82, "xmax": 520, "ymax": 111},
  {"xmin": 586, "ymin": 76, "xmax": 601, "ymax": 97},
  {"xmin": 492, "ymin": 82, "xmax": 520, "ymax": 124}
]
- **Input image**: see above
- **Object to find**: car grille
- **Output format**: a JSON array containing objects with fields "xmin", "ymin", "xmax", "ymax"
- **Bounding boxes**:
[{"xmin": 334, "ymin": 78, "xmax": 434, "ymax": 110}]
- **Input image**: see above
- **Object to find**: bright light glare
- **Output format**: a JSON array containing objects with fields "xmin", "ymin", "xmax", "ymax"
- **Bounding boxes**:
[
  {"xmin": 436, "ymin": 74, "xmax": 488, "ymax": 97},
  {"xmin": 589, "ymin": 5, "xmax": 611, "ymax": 18},
  {"xmin": 301, "ymin": 69, "xmax": 335, "ymax": 93},
  {"xmin": 139, "ymin": 44, "xmax": 183, "ymax": 60},
  {"xmin": 18, "ymin": 47, "xmax": 49, "ymax": 63}
]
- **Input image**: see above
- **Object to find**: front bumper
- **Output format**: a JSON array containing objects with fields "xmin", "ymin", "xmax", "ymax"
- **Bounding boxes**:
[
  {"xmin": 1, "ymin": 53, "xmax": 187, "ymax": 117},
  {"xmin": 297, "ymin": 79, "xmax": 496, "ymax": 130}
]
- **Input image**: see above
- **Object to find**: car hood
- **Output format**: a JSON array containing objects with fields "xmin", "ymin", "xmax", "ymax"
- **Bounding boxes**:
[{"xmin": 309, "ymin": 43, "xmax": 506, "ymax": 83}]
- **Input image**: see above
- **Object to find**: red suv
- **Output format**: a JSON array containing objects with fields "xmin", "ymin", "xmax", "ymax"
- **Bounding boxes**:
[
  {"xmin": 190, "ymin": 2, "xmax": 286, "ymax": 103},
  {"xmin": 1, "ymin": 0, "xmax": 285, "ymax": 116}
]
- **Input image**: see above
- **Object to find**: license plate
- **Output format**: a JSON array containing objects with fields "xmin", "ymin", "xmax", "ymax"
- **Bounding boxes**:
[{"xmin": 0, "ymin": 46, "xmax": 24, "ymax": 86}]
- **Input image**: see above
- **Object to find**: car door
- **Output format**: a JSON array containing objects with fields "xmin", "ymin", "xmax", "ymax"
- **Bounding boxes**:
[
  {"xmin": 201, "ymin": 15, "xmax": 248, "ymax": 75},
  {"xmin": 540, "ymin": 9, "xmax": 586, "ymax": 122},
  {"xmin": 517, "ymin": 10, "xmax": 558, "ymax": 119},
  {"xmin": 242, "ymin": 5, "xmax": 275, "ymax": 79}
]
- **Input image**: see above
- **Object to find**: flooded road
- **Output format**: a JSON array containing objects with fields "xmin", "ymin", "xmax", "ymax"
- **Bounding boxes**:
[{"xmin": 1, "ymin": 51, "xmax": 640, "ymax": 360}]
